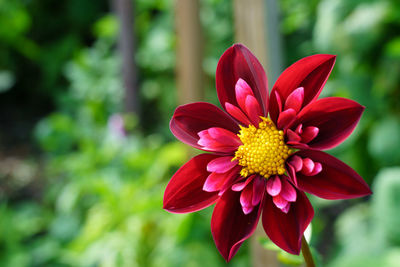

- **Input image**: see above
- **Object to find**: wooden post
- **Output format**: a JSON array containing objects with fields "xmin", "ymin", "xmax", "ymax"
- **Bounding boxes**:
[
  {"xmin": 263, "ymin": 0, "xmax": 283, "ymax": 85},
  {"xmin": 234, "ymin": 0, "xmax": 283, "ymax": 266},
  {"xmin": 113, "ymin": 0, "xmax": 138, "ymax": 113},
  {"xmin": 234, "ymin": 0, "xmax": 283, "ymax": 86},
  {"xmin": 175, "ymin": 0, "xmax": 204, "ymax": 105},
  {"xmin": 234, "ymin": 0, "xmax": 268, "ymax": 66}
]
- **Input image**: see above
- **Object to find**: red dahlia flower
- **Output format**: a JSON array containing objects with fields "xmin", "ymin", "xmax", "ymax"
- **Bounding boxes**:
[{"xmin": 163, "ymin": 44, "xmax": 371, "ymax": 261}]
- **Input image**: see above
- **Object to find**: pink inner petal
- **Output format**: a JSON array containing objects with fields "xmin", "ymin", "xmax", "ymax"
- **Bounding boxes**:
[
  {"xmin": 273, "ymin": 195, "xmax": 289, "ymax": 209},
  {"xmin": 245, "ymin": 95, "xmax": 262, "ymax": 125},
  {"xmin": 284, "ymin": 87, "xmax": 304, "ymax": 113},
  {"xmin": 288, "ymin": 155, "xmax": 303, "ymax": 172},
  {"xmin": 242, "ymin": 205, "xmax": 255, "ymax": 215},
  {"xmin": 281, "ymin": 202, "xmax": 291, "ymax": 213},
  {"xmin": 197, "ymin": 128, "xmax": 241, "ymax": 153},
  {"xmin": 301, "ymin": 158, "xmax": 315, "ymax": 175},
  {"xmin": 232, "ymin": 175, "xmax": 255, "ymax": 192},
  {"xmin": 286, "ymin": 163, "xmax": 298, "ymax": 186},
  {"xmin": 301, "ymin": 126, "xmax": 319, "ymax": 144},
  {"xmin": 207, "ymin": 156, "xmax": 237, "ymax": 173},
  {"xmin": 197, "ymin": 131, "xmax": 217, "ymax": 147},
  {"xmin": 287, "ymin": 129, "xmax": 301, "ymax": 142},
  {"xmin": 240, "ymin": 183, "xmax": 254, "ymax": 214},
  {"xmin": 235, "ymin": 78, "xmax": 254, "ymax": 112},
  {"xmin": 208, "ymin": 127, "xmax": 241, "ymax": 147},
  {"xmin": 266, "ymin": 175, "xmax": 282, "ymax": 196},
  {"xmin": 197, "ymin": 129, "xmax": 208, "ymax": 139},
  {"xmin": 280, "ymin": 178, "xmax": 297, "ymax": 202},
  {"xmin": 225, "ymin": 102, "xmax": 251, "ymax": 125},
  {"xmin": 277, "ymin": 108, "xmax": 296, "ymax": 129},
  {"xmin": 197, "ymin": 138, "xmax": 237, "ymax": 153},
  {"xmin": 295, "ymin": 124, "xmax": 303, "ymax": 135},
  {"xmin": 309, "ymin": 162, "xmax": 322, "ymax": 176},
  {"xmin": 203, "ymin": 172, "xmax": 228, "ymax": 192}
]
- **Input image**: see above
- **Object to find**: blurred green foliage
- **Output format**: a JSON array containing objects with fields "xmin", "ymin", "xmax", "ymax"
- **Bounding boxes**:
[
  {"xmin": 1, "ymin": 0, "xmax": 244, "ymax": 266},
  {"xmin": 0, "ymin": 0, "xmax": 399, "ymax": 266},
  {"xmin": 327, "ymin": 168, "xmax": 400, "ymax": 267}
]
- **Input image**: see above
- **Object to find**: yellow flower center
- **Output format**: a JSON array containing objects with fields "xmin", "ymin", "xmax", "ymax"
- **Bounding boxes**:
[{"xmin": 233, "ymin": 117, "xmax": 292, "ymax": 179}]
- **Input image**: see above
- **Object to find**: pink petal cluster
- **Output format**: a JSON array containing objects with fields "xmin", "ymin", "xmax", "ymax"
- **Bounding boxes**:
[{"xmin": 164, "ymin": 44, "xmax": 371, "ymax": 261}]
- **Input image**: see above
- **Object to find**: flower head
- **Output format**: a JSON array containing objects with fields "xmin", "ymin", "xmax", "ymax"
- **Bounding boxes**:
[{"xmin": 164, "ymin": 44, "xmax": 371, "ymax": 261}]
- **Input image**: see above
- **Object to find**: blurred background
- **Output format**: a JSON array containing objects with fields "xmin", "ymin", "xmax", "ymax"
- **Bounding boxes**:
[{"xmin": 0, "ymin": 0, "xmax": 399, "ymax": 266}]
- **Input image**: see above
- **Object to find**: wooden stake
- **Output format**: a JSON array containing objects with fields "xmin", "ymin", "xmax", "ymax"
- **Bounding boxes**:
[
  {"xmin": 113, "ymin": 0, "xmax": 138, "ymax": 114},
  {"xmin": 175, "ymin": 0, "xmax": 204, "ymax": 105}
]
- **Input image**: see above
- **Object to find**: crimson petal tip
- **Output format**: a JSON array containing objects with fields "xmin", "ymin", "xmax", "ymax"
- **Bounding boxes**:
[
  {"xmin": 163, "ymin": 154, "xmax": 220, "ymax": 213},
  {"xmin": 216, "ymin": 43, "xmax": 269, "ymax": 117}
]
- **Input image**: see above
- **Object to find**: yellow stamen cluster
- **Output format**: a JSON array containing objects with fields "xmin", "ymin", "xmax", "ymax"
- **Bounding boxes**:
[{"xmin": 233, "ymin": 117, "xmax": 292, "ymax": 179}]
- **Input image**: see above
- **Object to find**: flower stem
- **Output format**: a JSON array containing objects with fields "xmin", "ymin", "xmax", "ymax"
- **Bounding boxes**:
[{"xmin": 301, "ymin": 235, "xmax": 315, "ymax": 267}]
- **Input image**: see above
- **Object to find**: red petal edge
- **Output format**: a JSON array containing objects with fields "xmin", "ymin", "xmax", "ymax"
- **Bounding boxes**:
[
  {"xmin": 262, "ymin": 190, "xmax": 314, "ymax": 254},
  {"xmin": 163, "ymin": 154, "xmax": 220, "ymax": 213},
  {"xmin": 211, "ymin": 188, "xmax": 264, "ymax": 261},
  {"xmin": 216, "ymin": 44, "xmax": 269, "ymax": 116},
  {"xmin": 270, "ymin": 54, "xmax": 336, "ymax": 123},
  {"xmin": 292, "ymin": 97, "xmax": 365, "ymax": 150},
  {"xmin": 293, "ymin": 150, "xmax": 372, "ymax": 199},
  {"xmin": 170, "ymin": 102, "xmax": 239, "ymax": 151}
]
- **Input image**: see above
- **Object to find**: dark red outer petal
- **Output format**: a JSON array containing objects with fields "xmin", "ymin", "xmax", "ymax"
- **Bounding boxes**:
[
  {"xmin": 292, "ymin": 97, "xmax": 365, "ymax": 150},
  {"xmin": 211, "ymin": 188, "xmax": 264, "ymax": 262},
  {"xmin": 216, "ymin": 44, "xmax": 268, "ymax": 116},
  {"xmin": 266, "ymin": 175, "xmax": 282, "ymax": 196},
  {"xmin": 262, "ymin": 189, "xmax": 314, "ymax": 254},
  {"xmin": 293, "ymin": 150, "xmax": 372, "ymax": 199},
  {"xmin": 170, "ymin": 102, "xmax": 239, "ymax": 152},
  {"xmin": 163, "ymin": 154, "xmax": 220, "ymax": 213},
  {"xmin": 269, "ymin": 54, "xmax": 336, "ymax": 123}
]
